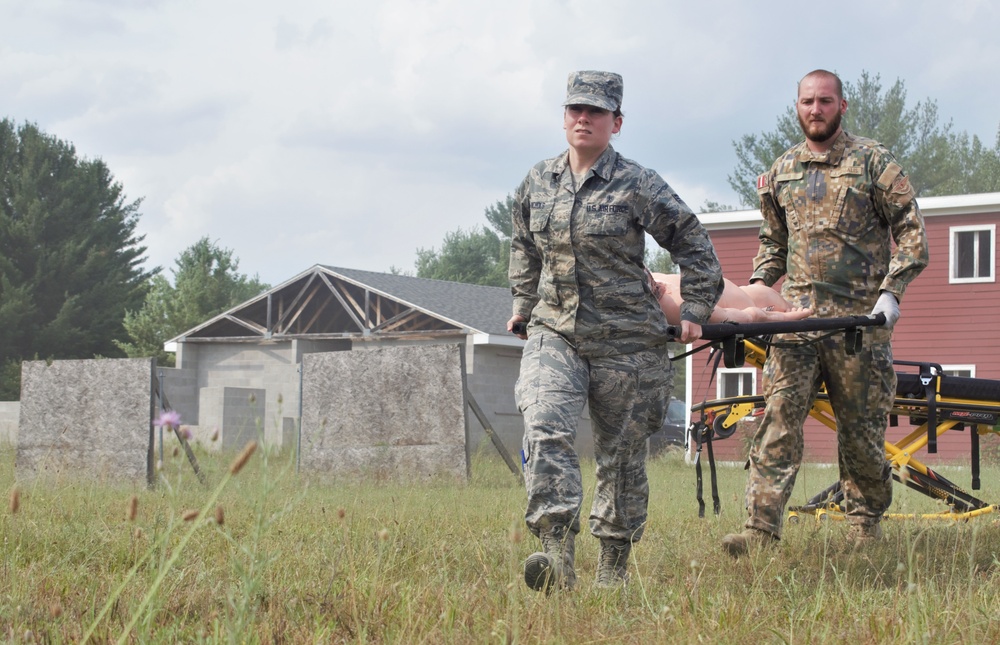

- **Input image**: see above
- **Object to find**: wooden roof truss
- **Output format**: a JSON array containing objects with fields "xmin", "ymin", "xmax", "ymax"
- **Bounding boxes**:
[{"xmin": 183, "ymin": 270, "xmax": 462, "ymax": 342}]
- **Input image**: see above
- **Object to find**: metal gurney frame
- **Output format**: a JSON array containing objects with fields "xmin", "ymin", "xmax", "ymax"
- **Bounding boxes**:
[{"xmin": 667, "ymin": 316, "xmax": 1000, "ymax": 522}]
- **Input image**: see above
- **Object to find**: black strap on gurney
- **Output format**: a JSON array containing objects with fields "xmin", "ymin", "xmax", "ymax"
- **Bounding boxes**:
[
  {"xmin": 895, "ymin": 360, "xmax": 943, "ymax": 454},
  {"xmin": 692, "ymin": 419, "xmax": 721, "ymax": 518},
  {"xmin": 666, "ymin": 314, "xmax": 886, "ymax": 368},
  {"xmin": 894, "ymin": 362, "xmax": 1000, "ymax": 455}
]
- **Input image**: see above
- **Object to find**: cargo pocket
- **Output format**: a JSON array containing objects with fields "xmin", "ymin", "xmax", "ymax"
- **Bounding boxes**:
[
  {"xmin": 777, "ymin": 187, "xmax": 802, "ymax": 231},
  {"xmin": 833, "ymin": 186, "xmax": 875, "ymax": 241},
  {"xmin": 514, "ymin": 334, "xmax": 543, "ymax": 411},
  {"xmin": 593, "ymin": 279, "xmax": 645, "ymax": 313},
  {"xmin": 538, "ymin": 273, "xmax": 560, "ymax": 307},
  {"xmin": 582, "ymin": 211, "xmax": 629, "ymax": 236}
]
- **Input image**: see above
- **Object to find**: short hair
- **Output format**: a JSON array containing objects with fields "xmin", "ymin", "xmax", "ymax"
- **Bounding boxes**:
[{"xmin": 798, "ymin": 69, "xmax": 843, "ymax": 99}]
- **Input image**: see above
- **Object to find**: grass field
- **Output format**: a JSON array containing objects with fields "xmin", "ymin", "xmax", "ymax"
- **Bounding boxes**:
[{"xmin": 2, "ymin": 439, "xmax": 1000, "ymax": 643}]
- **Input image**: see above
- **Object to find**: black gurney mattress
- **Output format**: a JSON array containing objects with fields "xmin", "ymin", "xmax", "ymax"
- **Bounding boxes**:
[{"xmin": 897, "ymin": 372, "xmax": 1000, "ymax": 404}]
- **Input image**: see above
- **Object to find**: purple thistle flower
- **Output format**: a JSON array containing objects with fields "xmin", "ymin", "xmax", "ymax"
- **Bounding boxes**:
[{"xmin": 154, "ymin": 409, "xmax": 182, "ymax": 429}]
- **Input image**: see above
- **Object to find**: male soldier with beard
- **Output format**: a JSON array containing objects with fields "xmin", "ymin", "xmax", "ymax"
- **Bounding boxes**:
[{"xmin": 722, "ymin": 69, "xmax": 929, "ymax": 556}]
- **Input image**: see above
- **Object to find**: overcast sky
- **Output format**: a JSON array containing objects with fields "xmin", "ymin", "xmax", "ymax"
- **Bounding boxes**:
[{"xmin": 3, "ymin": 0, "xmax": 999, "ymax": 286}]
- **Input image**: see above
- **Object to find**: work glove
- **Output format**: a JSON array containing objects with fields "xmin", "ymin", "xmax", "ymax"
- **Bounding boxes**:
[{"xmin": 871, "ymin": 291, "xmax": 900, "ymax": 329}]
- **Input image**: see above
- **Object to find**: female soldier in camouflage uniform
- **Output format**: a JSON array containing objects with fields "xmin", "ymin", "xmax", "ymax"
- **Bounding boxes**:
[{"xmin": 507, "ymin": 70, "xmax": 724, "ymax": 591}]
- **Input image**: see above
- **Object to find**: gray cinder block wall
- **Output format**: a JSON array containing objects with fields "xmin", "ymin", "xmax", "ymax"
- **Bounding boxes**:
[
  {"xmin": 0, "ymin": 402, "xmax": 19, "ymax": 445},
  {"xmin": 175, "ymin": 342, "xmax": 300, "ymax": 446},
  {"xmin": 464, "ymin": 344, "xmax": 596, "ymax": 460}
]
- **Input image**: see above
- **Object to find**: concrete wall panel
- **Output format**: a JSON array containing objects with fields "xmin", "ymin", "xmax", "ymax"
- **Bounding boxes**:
[
  {"xmin": 300, "ymin": 344, "xmax": 467, "ymax": 480},
  {"xmin": 17, "ymin": 358, "xmax": 154, "ymax": 483}
]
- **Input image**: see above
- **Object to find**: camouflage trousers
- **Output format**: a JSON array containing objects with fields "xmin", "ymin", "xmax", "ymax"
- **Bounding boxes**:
[
  {"xmin": 515, "ymin": 330, "xmax": 672, "ymax": 542},
  {"xmin": 745, "ymin": 334, "xmax": 895, "ymax": 538}
]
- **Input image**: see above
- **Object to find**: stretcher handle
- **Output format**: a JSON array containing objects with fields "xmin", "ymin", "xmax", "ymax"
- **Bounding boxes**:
[{"xmin": 666, "ymin": 313, "xmax": 886, "ymax": 342}]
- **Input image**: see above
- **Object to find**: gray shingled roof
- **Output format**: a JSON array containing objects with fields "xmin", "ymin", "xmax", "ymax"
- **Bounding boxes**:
[{"xmin": 322, "ymin": 266, "xmax": 512, "ymax": 336}]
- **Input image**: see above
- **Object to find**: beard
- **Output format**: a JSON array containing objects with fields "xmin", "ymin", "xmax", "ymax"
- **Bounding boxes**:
[{"xmin": 798, "ymin": 110, "xmax": 842, "ymax": 143}]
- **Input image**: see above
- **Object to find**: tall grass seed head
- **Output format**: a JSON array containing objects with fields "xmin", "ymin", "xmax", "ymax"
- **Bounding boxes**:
[
  {"xmin": 9, "ymin": 487, "xmax": 19, "ymax": 514},
  {"xmin": 127, "ymin": 495, "xmax": 138, "ymax": 521},
  {"xmin": 229, "ymin": 440, "xmax": 258, "ymax": 475}
]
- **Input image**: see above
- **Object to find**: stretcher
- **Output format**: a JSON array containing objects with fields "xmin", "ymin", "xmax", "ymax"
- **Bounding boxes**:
[{"xmin": 667, "ymin": 316, "xmax": 1000, "ymax": 522}]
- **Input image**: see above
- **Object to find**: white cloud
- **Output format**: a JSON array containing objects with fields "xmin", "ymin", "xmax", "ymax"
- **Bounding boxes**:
[{"xmin": 2, "ymin": 0, "xmax": 999, "ymax": 285}]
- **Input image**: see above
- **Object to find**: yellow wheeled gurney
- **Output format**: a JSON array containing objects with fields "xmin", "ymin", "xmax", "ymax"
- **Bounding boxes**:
[{"xmin": 667, "ymin": 316, "xmax": 1000, "ymax": 522}]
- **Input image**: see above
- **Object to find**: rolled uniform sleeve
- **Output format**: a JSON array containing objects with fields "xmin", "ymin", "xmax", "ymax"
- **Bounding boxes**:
[
  {"xmin": 640, "ymin": 176, "xmax": 724, "ymax": 324},
  {"xmin": 750, "ymin": 171, "xmax": 789, "ymax": 287},
  {"xmin": 871, "ymin": 156, "xmax": 929, "ymax": 301},
  {"xmin": 509, "ymin": 174, "xmax": 541, "ymax": 319}
]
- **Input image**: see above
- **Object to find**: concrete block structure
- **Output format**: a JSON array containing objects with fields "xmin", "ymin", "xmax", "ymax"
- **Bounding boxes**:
[
  {"xmin": 162, "ymin": 266, "xmax": 579, "ymax": 464},
  {"xmin": 0, "ymin": 402, "xmax": 18, "ymax": 445}
]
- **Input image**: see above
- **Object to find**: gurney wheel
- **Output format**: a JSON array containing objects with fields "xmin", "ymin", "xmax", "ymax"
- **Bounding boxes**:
[
  {"xmin": 713, "ymin": 415, "xmax": 738, "ymax": 439},
  {"xmin": 788, "ymin": 511, "xmax": 800, "ymax": 524}
]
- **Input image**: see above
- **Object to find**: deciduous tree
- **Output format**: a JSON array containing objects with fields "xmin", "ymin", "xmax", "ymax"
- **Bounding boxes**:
[
  {"xmin": 118, "ymin": 237, "xmax": 268, "ymax": 366},
  {"xmin": 413, "ymin": 195, "xmax": 514, "ymax": 287}
]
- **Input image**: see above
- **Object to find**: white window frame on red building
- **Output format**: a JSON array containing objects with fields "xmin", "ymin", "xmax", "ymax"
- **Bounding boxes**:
[{"xmin": 949, "ymin": 223, "xmax": 996, "ymax": 284}]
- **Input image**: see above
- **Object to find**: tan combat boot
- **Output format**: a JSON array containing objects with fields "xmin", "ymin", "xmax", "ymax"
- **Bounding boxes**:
[
  {"xmin": 524, "ymin": 528, "xmax": 576, "ymax": 593},
  {"xmin": 721, "ymin": 527, "xmax": 778, "ymax": 558},
  {"xmin": 594, "ymin": 538, "xmax": 631, "ymax": 588},
  {"xmin": 846, "ymin": 521, "xmax": 884, "ymax": 546}
]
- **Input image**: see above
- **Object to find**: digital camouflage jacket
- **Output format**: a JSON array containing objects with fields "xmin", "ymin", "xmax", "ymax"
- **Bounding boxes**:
[
  {"xmin": 510, "ymin": 145, "xmax": 723, "ymax": 357},
  {"xmin": 752, "ymin": 130, "xmax": 929, "ymax": 327}
]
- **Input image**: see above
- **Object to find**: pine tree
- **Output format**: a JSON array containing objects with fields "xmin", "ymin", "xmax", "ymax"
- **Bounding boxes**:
[{"xmin": 0, "ymin": 119, "xmax": 153, "ymax": 399}]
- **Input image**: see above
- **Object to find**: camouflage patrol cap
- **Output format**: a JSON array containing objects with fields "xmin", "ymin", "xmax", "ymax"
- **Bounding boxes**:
[{"xmin": 563, "ymin": 70, "xmax": 623, "ymax": 112}]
